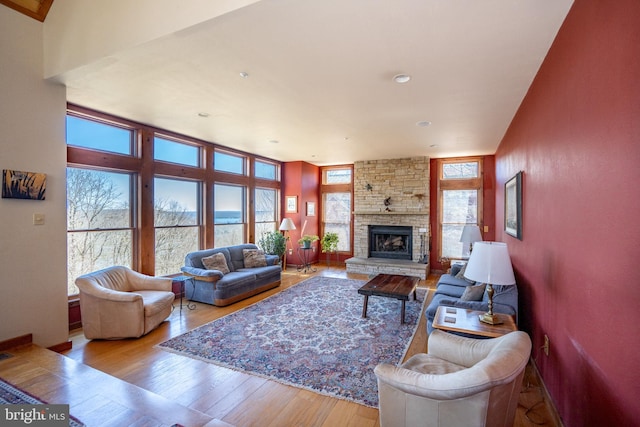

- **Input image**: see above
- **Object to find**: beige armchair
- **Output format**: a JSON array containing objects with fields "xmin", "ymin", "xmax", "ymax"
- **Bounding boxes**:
[
  {"xmin": 76, "ymin": 266, "xmax": 175, "ymax": 340},
  {"xmin": 374, "ymin": 330, "xmax": 532, "ymax": 427}
]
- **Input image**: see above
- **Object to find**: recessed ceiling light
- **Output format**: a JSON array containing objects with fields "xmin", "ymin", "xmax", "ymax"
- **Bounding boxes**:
[
  {"xmin": 197, "ymin": 112, "xmax": 210, "ymax": 118},
  {"xmin": 393, "ymin": 74, "xmax": 411, "ymax": 84},
  {"xmin": 416, "ymin": 120, "xmax": 431, "ymax": 127},
  {"xmin": 239, "ymin": 72, "xmax": 249, "ymax": 78}
]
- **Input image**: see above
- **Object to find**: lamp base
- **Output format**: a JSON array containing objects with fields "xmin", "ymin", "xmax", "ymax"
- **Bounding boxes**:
[{"xmin": 478, "ymin": 312, "xmax": 503, "ymax": 325}]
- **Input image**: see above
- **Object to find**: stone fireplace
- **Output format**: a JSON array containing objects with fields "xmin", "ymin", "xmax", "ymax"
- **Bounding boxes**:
[{"xmin": 346, "ymin": 157, "xmax": 430, "ymax": 279}]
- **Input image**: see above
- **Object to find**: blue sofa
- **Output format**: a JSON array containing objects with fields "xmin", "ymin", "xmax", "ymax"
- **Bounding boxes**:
[
  {"xmin": 425, "ymin": 264, "xmax": 519, "ymax": 333},
  {"xmin": 181, "ymin": 244, "xmax": 281, "ymax": 306}
]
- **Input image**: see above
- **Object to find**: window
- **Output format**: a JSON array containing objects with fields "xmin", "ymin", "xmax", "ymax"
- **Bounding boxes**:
[
  {"xmin": 323, "ymin": 192, "xmax": 351, "ymax": 251},
  {"xmin": 154, "ymin": 136, "xmax": 200, "ymax": 167},
  {"xmin": 438, "ymin": 159, "xmax": 483, "ymax": 260},
  {"xmin": 154, "ymin": 178, "xmax": 201, "ymax": 276},
  {"xmin": 67, "ymin": 106, "xmax": 281, "ymax": 294},
  {"xmin": 255, "ymin": 188, "xmax": 277, "ymax": 241},
  {"xmin": 324, "ymin": 169, "xmax": 352, "ymax": 184},
  {"xmin": 66, "ymin": 115, "xmax": 134, "ymax": 155},
  {"xmin": 66, "ymin": 167, "xmax": 133, "ymax": 294},
  {"xmin": 214, "ymin": 151, "xmax": 245, "ymax": 174},
  {"xmin": 255, "ymin": 160, "xmax": 278, "ymax": 180},
  {"xmin": 321, "ymin": 167, "xmax": 353, "ymax": 252},
  {"xmin": 214, "ymin": 183, "xmax": 246, "ymax": 247},
  {"xmin": 442, "ymin": 162, "xmax": 479, "ymax": 179}
]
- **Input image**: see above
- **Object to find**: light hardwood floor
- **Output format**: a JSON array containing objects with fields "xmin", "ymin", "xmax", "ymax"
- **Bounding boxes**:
[{"xmin": 0, "ymin": 266, "xmax": 558, "ymax": 427}]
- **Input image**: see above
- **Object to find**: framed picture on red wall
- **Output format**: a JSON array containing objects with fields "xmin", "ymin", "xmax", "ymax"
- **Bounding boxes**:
[
  {"xmin": 505, "ymin": 171, "xmax": 523, "ymax": 240},
  {"xmin": 285, "ymin": 196, "xmax": 297, "ymax": 213}
]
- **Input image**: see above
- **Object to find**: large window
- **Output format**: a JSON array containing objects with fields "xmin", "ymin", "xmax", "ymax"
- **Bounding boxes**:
[
  {"xmin": 321, "ymin": 167, "xmax": 353, "ymax": 252},
  {"xmin": 66, "ymin": 106, "xmax": 282, "ymax": 295},
  {"xmin": 66, "ymin": 167, "xmax": 133, "ymax": 294},
  {"xmin": 438, "ymin": 159, "xmax": 483, "ymax": 260},
  {"xmin": 154, "ymin": 178, "xmax": 201, "ymax": 276},
  {"xmin": 214, "ymin": 183, "xmax": 246, "ymax": 247}
]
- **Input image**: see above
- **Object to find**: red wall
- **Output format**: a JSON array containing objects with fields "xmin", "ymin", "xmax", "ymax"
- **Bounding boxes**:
[
  {"xmin": 281, "ymin": 161, "xmax": 320, "ymax": 266},
  {"xmin": 494, "ymin": 1, "xmax": 640, "ymax": 425}
]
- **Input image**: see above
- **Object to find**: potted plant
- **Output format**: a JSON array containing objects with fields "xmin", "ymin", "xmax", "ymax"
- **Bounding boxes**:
[
  {"xmin": 298, "ymin": 234, "xmax": 319, "ymax": 249},
  {"xmin": 258, "ymin": 231, "xmax": 286, "ymax": 261},
  {"xmin": 321, "ymin": 232, "xmax": 340, "ymax": 266}
]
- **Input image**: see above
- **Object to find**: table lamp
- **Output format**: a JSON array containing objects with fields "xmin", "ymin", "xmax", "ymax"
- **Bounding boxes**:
[
  {"xmin": 279, "ymin": 218, "xmax": 296, "ymax": 271},
  {"xmin": 463, "ymin": 241, "xmax": 515, "ymax": 325},
  {"xmin": 460, "ymin": 225, "xmax": 483, "ymax": 255}
]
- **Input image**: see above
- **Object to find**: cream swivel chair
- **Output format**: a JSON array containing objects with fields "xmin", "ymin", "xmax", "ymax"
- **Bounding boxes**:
[
  {"xmin": 76, "ymin": 266, "xmax": 175, "ymax": 340},
  {"xmin": 374, "ymin": 330, "xmax": 532, "ymax": 427}
]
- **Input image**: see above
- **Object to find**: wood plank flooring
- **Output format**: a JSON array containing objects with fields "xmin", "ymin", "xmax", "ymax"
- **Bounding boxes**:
[{"xmin": 0, "ymin": 267, "xmax": 559, "ymax": 426}]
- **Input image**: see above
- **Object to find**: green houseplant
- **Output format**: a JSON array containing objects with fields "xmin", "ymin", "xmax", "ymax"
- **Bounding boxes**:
[
  {"xmin": 298, "ymin": 234, "xmax": 319, "ymax": 249},
  {"xmin": 258, "ymin": 231, "xmax": 286, "ymax": 261},
  {"xmin": 321, "ymin": 232, "xmax": 340, "ymax": 266},
  {"xmin": 321, "ymin": 232, "xmax": 339, "ymax": 253}
]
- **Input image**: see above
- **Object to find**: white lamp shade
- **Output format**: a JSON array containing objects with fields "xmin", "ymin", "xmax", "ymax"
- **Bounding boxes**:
[
  {"xmin": 463, "ymin": 241, "xmax": 515, "ymax": 285},
  {"xmin": 460, "ymin": 225, "xmax": 483, "ymax": 243},
  {"xmin": 279, "ymin": 218, "xmax": 296, "ymax": 231}
]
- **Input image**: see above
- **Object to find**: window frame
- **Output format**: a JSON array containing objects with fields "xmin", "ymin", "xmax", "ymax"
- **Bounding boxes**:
[
  {"xmin": 437, "ymin": 158, "xmax": 484, "ymax": 261},
  {"xmin": 320, "ymin": 165, "xmax": 354, "ymax": 254},
  {"xmin": 66, "ymin": 103, "xmax": 282, "ymax": 296}
]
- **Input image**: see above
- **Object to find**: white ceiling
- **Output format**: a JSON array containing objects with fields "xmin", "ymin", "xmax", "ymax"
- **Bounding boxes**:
[{"xmin": 59, "ymin": 0, "xmax": 573, "ymax": 165}]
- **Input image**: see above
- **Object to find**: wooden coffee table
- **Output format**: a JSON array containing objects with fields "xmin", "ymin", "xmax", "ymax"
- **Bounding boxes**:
[
  {"xmin": 433, "ymin": 306, "xmax": 517, "ymax": 338},
  {"xmin": 358, "ymin": 274, "xmax": 420, "ymax": 324}
]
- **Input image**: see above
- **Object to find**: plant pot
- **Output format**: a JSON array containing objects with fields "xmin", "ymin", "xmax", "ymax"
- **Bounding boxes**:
[{"xmin": 302, "ymin": 241, "xmax": 311, "ymax": 249}]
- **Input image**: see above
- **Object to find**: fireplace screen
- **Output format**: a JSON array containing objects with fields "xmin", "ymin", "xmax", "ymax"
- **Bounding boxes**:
[{"xmin": 369, "ymin": 225, "xmax": 412, "ymax": 260}]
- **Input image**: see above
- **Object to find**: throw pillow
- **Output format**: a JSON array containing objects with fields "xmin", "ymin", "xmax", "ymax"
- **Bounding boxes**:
[
  {"xmin": 454, "ymin": 263, "xmax": 467, "ymax": 279},
  {"xmin": 243, "ymin": 249, "xmax": 267, "ymax": 268},
  {"xmin": 454, "ymin": 263, "xmax": 475, "ymax": 284},
  {"xmin": 460, "ymin": 283, "xmax": 487, "ymax": 301},
  {"xmin": 201, "ymin": 252, "xmax": 230, "ymax": 274}
]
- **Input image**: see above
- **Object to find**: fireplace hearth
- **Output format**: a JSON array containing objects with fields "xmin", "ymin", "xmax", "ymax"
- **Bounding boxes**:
[{"xmin": 369, "ymin": 225, "xmax": 412, "ymax": 260}]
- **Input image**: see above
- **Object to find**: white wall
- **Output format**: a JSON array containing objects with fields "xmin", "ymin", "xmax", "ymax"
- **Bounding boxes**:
[
  {"xmin": 0, "ymin": 7, "xmax": 68, "ymax": 347},
  {"xmin": 43, "ymin": 0, "xmax": 261, "ymax": 79}
]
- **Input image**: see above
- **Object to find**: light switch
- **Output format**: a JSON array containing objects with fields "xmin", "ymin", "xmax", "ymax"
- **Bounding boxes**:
[
  {"xmin": 33, "ymin": 213, "xmax": 45, "ymax": 225},
  {"xmin": 484, "ymin": 225, "xmax": 489, "ymax": 233}
]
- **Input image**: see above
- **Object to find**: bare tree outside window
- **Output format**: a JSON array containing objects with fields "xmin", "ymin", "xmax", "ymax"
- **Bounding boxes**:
[{"xmin": 66, "ymin": 168, "xmax": 132, "ymax": 294}]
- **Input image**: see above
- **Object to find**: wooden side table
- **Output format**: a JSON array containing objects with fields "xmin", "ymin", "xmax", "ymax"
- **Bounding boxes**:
[{"xmin": 433, "ymin": 306, "xmax": 517, "ymax": 338}]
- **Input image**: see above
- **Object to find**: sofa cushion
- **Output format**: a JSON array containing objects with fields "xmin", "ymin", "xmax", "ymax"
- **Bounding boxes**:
[
  {"xmin": 228, "ymin": 244, "xmax": 261, "ymax": 270},
  {"xmin": 243, "ymin": 249, "xmax": 268, "ymax": 268},
  {"xmin": 434, "ymin": 284, "xmax": 467, "ymax": 298},
  {"xmin": 201, "ymin": 252, "xmax": 231, "ymax": 274},
  {"xmin": 460, "ymin": 283, "xmax": 486, "ymax": 301}
]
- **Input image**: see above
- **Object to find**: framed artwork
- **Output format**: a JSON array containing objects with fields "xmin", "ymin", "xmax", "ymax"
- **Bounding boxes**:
[
  {"xmin": 505, "ymin": 171, "xmax": 523, "ymax": 240},
  {"xmin": 2, "ymin": 169, "xmax": 46, "ymax": 200},
  {"xmin": 285, "ymin": 196, "xmax": 297, "ymax": 213},
  {"xmin": 306, "ymin": 201, "xmax": 316, "ymax": 216}
]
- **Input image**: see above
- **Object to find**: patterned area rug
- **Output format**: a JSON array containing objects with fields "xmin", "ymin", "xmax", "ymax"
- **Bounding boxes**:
[
  {"xmin": 0, "ymin": 377, "xmax": 85, "ymax": 426},
  {"xmin": 158, "ymin": 276, "xmax": 426, "ymax": 407}
]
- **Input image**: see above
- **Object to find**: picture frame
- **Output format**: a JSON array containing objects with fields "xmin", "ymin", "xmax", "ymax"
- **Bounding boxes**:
[
  {"xmin": 285, "ymin": 196, "xmax": 297, "ymax": 213},
  {"xmin": 306, "ymin": 201, "xmax": 316, "ymax": 217},
  {"xmin": 2, "ymin": 169, "xmax": 47, "ymax": 200},
  {"xmin": 504, "ymin": 171, "xmax": 523, "ymax": 240}
]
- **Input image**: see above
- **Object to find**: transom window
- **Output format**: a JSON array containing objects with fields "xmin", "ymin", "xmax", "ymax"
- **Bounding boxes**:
[
  {"xmin": 66, "ymin": 115, "xmax": 134, "ymax": 155},
  {"xmin": 154, "ymin": 136, "xmax": 200, "ymax": 167},
  {"xmin": 214, "ymin": 150, "xmax": 246, "ymax": 175}
]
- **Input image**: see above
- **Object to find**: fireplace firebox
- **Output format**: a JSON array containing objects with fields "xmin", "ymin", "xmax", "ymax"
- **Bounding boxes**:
[{"xmin": 369, "ymin": 225, "xmax": 412, "ymax": 260}]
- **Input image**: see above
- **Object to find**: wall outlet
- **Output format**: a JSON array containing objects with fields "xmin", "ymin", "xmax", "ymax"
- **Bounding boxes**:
[{"xmin": 543, "ymin": 334, "xmax": 550, "ymax": 356}]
